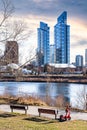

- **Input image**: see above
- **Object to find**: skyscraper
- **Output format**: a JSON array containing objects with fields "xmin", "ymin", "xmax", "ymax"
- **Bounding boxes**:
[
  {"xmin": 54, "ymin": 11, "xmax": 70, "ymax": 64},
  {"xmin": 75, "ymin": 55, "xmax": 83, "ymax": 67},
  {"xmin": 50, "ymin": 44, "xmax": 55, "ymax": 63},
  {"xmin": 37, "ymin": 22, "xmax": 50, "ymax": 66},
  {"xmin": 85, "ymin": 49, "xmax": 87, "ymax": 66}
]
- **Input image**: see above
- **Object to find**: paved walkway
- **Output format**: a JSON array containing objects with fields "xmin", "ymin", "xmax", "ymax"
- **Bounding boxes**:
[{"xmin": 0, "ymin": 104, "xmax": 87, "ymax": 120}]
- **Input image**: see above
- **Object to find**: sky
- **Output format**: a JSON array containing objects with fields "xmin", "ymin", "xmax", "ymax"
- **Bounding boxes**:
[{"xmin": 0, "ymin": 0, "xmax": 87, "ymax": 64}]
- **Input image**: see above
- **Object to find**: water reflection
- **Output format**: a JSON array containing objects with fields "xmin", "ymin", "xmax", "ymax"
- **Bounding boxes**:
[{"xmin": 0, "ymin": 82, "xmax": 87, "ymax": 108}]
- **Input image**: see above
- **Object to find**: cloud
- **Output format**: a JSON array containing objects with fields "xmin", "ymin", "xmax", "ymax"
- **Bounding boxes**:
[
  {"xmin": 0, "ymin": 0, "xmax": 85, "ymax": 26},
  {"xmin": 69, "ymin": 17, "xmax": 87, "ymax": 47},
  {"xmin": 71, "ymin": 40, "xmax": 87, "ymax": 47},
  {"xmin": 1, "ymin": 0, "xmax": 87, "ymax": 24},
  {"xmin": 0, "ymin": 0, "xmax": 87, "ymax": 64},
  {"xmin": 11, "ymin": 0, "xmax": 87, "ymax": 21},
  {"xmin": 78, "ymin": 40, "xmax": 87, "ymax": 46}
]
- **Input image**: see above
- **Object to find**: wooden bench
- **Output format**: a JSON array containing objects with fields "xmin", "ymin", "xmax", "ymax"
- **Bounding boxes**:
[
  {"xmin": 38, "ymin": 108, "xmax": 58, "ymax": 119},
  {"xmin": 10, "ymin": 104, "xmax": 28, "ymax": 115}
]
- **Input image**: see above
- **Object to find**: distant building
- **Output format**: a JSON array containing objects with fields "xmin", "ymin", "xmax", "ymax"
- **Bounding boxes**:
[
  {"xmin": 54, "ymin": 11, "xmax": 70, "ymax": 64},
  {"xmin": 47, "ymin": 63, "xmax": 76, "ymax": 74},
  {"xmin": 4, "ymin": 41, "xmax": 19, "ymax": 64},
  {"xmin": 75, "ymin": 55, "xmax": 83, "ymax": 67},
  {"xmin": 50, "ymin": 44, "xmax": 55, "ymax": 63},
  {"xmin": 37, "ymin": 22, "xmax": 50, "ymax": 66},
  {"xmin": 85, "ymin": 49, "xmax": 87, "ymax": 66}
]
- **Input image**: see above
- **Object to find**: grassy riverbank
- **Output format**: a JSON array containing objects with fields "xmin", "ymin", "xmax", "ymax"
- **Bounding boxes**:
[
  {"xmin": 0, "ymin": 112, "xmax": 87, "ymax": 130},
  {"xmin": 0, "ymin": 95, "xmax": 87, "ymax": 113},
  {"xmin": 0, "ymin": 95, "xmax": 47, "ymax": 106}
]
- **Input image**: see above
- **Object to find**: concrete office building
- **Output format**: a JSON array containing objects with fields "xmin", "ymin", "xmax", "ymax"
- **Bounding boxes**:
[{"xmin": 4, "ymin": 41, "xmax": 19, "ymax": 64}]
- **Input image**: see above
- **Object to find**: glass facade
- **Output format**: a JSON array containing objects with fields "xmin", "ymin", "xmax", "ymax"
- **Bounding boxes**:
[
  {"xmin": 54, "ymin": 11, "xmax": 70, "ymax": 63},
  {"xmin": 85, "ymin": 49, "xmax": 87, "ymax": 66},
  {"xmin": 37, "ymin": 22, "xmax": 50, "ymax": 66},
  {"xmin": 50, "ymin": 44, "xmax": 55, "ymax": 63},
  {"xmin": 75, "ymin": 55, "xmax": 83, "ymax": 67}
]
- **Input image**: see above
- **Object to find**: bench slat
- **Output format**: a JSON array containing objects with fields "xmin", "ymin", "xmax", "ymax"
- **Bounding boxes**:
[{"xmin": 38, "ymin": 109, "xmax": 55, "ymax": 114}]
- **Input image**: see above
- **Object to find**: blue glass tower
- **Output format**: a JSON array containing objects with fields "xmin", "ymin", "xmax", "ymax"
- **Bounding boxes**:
[
  {"xmin": 37, "ymin": 22, "xmax": 50, "ymax": 66},
  {"xmin": 54, "ymin": 11, "xmax": 70, "ymax": 63},
  {"xmin": 50, "ymin": 44, "xmax": 55, "ymax": 63},
  {"xmin": 75, "ymin": 55, "xmax": 83, "ymax": 67}
]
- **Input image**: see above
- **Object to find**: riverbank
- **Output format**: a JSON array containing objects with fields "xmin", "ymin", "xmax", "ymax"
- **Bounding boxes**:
[{"xmin": 0, "ymin": 74, "xmax": 87, "ymax": 83}]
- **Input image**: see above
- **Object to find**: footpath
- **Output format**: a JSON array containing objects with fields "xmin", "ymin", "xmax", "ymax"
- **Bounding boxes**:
[{"xmin": 0, "ymin": 104, "xmax": 87, "ymax": 121}]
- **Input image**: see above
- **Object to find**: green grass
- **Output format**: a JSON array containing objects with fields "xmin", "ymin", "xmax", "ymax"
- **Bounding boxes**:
[{"xmin": 0, "ymin": 112, "xmax": 87, "ymax": 130}]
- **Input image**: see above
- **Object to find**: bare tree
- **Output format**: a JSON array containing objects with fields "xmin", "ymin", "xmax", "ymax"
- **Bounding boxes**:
[
  {"xmin": 0, "ymin": 0, "xmax": 14, "ymax": 42},
  {"xmin": 0, "ymin": 0, "xmax": 35, "ymax": 68},
  {"xmin": 4, "ymin": 20, "xmax": 33, "ymax": 42},
  {"xmin": 76, "ymin": 86, "xmax": 87, "ymax": 110},
  {"xmin": 0, "ymin": 0, "xmax": 33, "ymax": 43},
  {"xmin": 19, "ymin": 55, "xmax": 36, "ymax": 69},
  {"xmin": 0, "ymin": 0, "xmax": 14, "ymax": 26}
]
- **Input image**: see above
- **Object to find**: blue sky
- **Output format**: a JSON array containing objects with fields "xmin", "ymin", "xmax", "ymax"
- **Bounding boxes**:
[{"xmin": 0, "ymin": 0, "xmax": 87, "ymax": 64}]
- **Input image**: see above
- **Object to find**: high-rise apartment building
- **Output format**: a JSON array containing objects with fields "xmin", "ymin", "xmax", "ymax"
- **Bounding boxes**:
[
  {"xmin": 75, "ymin": 55, "xmax": 83, "ymax": 67},
  {"xmin": 85, "ymin": 49, "xmax": 87, "ymax": 66},
  {"xmin": 37, "ymin": 22, "xmax": 50, "ymax": 66},
  {"xmin": 54, "ymin": 11, "xmax": 70, "ymax": 64},
  {"xmin": 50, "ymin": 44, "xmax": 55, "ymax": 63},
  {"xmin": 4, "ymin": 41, "xmax": 19, "ymax": 64}
]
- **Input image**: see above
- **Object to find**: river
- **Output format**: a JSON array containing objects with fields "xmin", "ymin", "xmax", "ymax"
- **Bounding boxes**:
[{"xmin": 0, "ymin": 82, "xmax": 87, "ymax": 109}]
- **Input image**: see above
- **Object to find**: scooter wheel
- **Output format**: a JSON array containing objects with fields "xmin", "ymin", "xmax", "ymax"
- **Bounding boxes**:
[{"xmin": 59, "ymin": 115, "xmax": 63, "ymax": 122}]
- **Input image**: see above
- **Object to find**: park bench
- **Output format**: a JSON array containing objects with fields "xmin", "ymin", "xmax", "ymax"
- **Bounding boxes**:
[
  {"xmin": 38, "ymin": 108, "xmax": 58, "ymax": 119},
  {"xmin": 10, "ymin": 104, "xmax": 28, "ymax": 115}
]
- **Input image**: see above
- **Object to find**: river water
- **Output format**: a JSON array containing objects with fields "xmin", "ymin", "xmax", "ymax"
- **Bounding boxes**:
[{"xmin": 0, "ymin": 82, "xmax": 87, "ymax": 109}]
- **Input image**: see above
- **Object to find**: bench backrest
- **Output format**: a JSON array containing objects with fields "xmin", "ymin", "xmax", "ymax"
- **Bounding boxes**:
[
  {"xmin": 10, "ymin": 105, "xmax": 28, "ymax": 110},
  {"xmin": 38, "ymin": 108, "xmax": 57, "ymax": 115}
]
